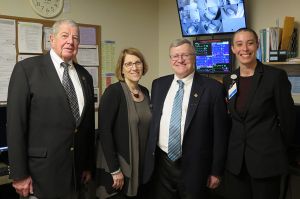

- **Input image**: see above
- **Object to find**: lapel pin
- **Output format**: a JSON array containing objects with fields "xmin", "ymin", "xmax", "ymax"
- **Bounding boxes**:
[
  {"xmin": 82, "ymin": 76, "xmax": 86, "ymax": 81},
  {"xmin": 230, "ymin": 74, "xmax": 238, "ymax": 89},
  {"xmin": 194, "ymin": 93, "xmax": 198, "ymax": 98},
  {"xmin": 230, "ymin": 74, "xmax": 237, "ymax": 80}
]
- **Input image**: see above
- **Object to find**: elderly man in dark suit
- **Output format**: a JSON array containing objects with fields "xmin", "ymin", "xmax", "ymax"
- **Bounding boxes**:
[
  {"xmin": 143, "ymin": 38, "xmax": 229, "ymax": 199},
  {"xmin": 7, "ymin": 19, "xmax": 95, "ymax": 199}
]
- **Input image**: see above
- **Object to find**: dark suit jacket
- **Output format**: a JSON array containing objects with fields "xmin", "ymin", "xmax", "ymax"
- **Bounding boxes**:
[
  {"xmin": 143, "ymin": 72, "xmax": 229, "ymax": 193},
  {"xmin": 7, "ymin": 52, "xmax": 95, "ymax": 198},
  {"xmin": 222, "ymin": 61, "xmax": 296, "ymax": 178}
]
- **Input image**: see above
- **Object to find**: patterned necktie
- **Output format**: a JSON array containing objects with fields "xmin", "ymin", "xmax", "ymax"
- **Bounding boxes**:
[
  {"xmin": 168, "ymin": 80, "xmax": 184, "ymax": 161},
  {"xmin": 61, "ymin": 62, "xmax": 80, "ymax": 124}
]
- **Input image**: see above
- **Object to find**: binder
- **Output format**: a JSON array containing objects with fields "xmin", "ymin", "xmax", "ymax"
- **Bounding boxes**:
[
  {"xmin": 259, "ymin": 29, "xmax": 266, "ymax": 62},
  {"xmin": 259, "ymin": 28, "xmax": 270, "ymax": 62},
  {"xmin": 265, "ymin": 27, "xmax": 270, "ymax": 62},
  {"xmin": 289, "ymin": 28, "xmax": 298, "ymax": 58},
  {"xmin": 269, "ymin": 27, "xmax": 281, "ymax": 51},
  {"xmin": 280, "ymin": 16, "xmax": 295, "ymax": 50}
]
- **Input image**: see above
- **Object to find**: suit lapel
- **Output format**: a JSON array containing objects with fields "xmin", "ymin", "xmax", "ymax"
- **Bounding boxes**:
[
  {"xmin": 153, "ymin": 76, "xmax": 173, "ymax": 133},
  {"xmin": 73, "ymin": 63, "xmax": 89, "ymax": 122},
  {"xmin": 227, "ymin": 69, "xmax": 241, "ymax": 120},
  {"xmin": 42, "ymin": 53, "xmax": 76, "ymax": 125},
  {"xmin": 240, "ymin": 63, "xmax": 263, "ymax": 119},
  {"xmin": 184, "ymin": 72, "xmax": 205, "ymax": 133},
  {"xmin": 43, "ymin": 53, "xmax": 71, "ymax": 108}
]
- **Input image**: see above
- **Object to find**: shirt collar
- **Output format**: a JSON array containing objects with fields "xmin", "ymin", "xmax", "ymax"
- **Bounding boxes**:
[
  {"xmin": 174, "ymin": 71, "xmax": 194, "ymax": 85},
  {"xmin": 50, "ymin": 49, "xmax": 73, "ymax": 68}
]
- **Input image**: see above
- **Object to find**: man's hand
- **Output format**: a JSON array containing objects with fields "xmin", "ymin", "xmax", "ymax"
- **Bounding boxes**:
[
  {"xmin": 12, "ymin": 176, "xmax": 33, "ymax": 197},
  {"xmin": 111, "ymin": 171, "xmax": 124, "ymax": 190},
  {"xmin": 207, "ymin": 175, "xmax": 221, "ymax": 189}
]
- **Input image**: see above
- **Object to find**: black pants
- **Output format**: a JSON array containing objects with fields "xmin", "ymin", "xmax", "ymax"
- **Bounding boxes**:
[
  {"xmin": 21, "ymin": 192, "xmax": 78, "ymax": 199},
  {"xmin": 226, "ymin": 165, "xmax": 282, "ymax": 199},
  {"xmin": 107, "ymin": 181, "xmax": 151, "ymax": 199},
  {"xmin": 151, "ymin": 148, "xmax": 209, "ymax": 199}
]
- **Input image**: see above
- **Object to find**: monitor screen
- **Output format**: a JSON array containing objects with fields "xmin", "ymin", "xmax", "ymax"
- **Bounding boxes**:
[
  {"xmin": 176, "ymin": 0, "xmax": 247, "ymax": 36},
  {"xmin": 0, "ymin": 107, "xmax": 8, "ymax": 152},
  {"xmin": 193, "ymin": 38, "xmax": 232, "ymax": 74}
]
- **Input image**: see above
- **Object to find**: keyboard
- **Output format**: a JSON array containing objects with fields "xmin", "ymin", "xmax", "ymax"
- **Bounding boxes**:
[{"xmin": 0, "ymin": 165, "xmax": 9, "ymax": 176}]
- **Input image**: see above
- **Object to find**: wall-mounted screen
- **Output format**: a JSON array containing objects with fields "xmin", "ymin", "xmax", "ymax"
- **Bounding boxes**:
[
  {"xmin": 176, "ymin": 0, "xmax": 247, "ymax": 36},
  {"xmin": 194, "ymin": 38, "xmax": 232, "ymax": 74}
]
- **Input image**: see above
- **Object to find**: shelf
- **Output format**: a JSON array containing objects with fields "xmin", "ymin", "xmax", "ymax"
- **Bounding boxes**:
[
  {"xmin": 264, "ymin": 62, "xmax": 300, "ymax": 75},
  {"xmin": 264, "ymin": 61, "xmax": 300, "ymax": 65}
]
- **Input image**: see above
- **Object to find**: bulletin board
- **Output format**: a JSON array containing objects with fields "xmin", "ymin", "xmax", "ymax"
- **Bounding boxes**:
[{"xmin": 0, "ymin": 15, "xmax": 101, "ymax": 108}]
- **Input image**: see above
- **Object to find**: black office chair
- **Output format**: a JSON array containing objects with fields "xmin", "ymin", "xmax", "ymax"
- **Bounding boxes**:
[
  {"xmin": 281, "ymin": 145, "xmax": 300, "ymax": 199},
  {"xmin": 281, "ymin": 105, "xmax": 300, "ymax": 199}
]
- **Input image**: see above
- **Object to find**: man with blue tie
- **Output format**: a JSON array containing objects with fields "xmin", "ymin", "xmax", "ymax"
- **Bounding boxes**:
[{"xmin": 143, "ymin": 38, "xmax": 229, "ymax": 199}]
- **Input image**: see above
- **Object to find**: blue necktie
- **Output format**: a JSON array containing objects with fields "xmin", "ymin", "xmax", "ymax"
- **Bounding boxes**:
[
  {"xmin": 168, "ymin": 80, "xmax": 184, "ymax": 161},
  {"xmin": 61, "ymin": 62, "xmax": 80, "ymax": 125}
]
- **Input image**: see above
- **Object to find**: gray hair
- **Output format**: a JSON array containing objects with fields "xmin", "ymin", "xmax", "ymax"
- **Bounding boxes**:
[
  {"xmin": 169, "ymin": 38, "xmax": 195, "ymax": 53},
  {"xmin": 52, "ymin": 19, "xmax": 79, "ymax": 36}
]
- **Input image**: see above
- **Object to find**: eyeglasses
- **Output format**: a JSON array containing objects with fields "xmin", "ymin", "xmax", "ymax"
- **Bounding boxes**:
[
  {"xmin": 123, "ymin": 61, "xmax": 143, "ymax": 69},
  {"xmin": 170, "ymin": 54, "xmax": 194, "ymax": 61}
]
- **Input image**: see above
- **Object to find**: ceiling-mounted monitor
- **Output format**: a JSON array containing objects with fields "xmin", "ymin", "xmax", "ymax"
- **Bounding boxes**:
[{"xmin": 176, "ymin": 0, "xmax": 247, "ymax": 36}]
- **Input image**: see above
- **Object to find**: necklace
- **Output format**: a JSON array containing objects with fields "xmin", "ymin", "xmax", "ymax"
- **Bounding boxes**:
[{"xmin": 130, "ymin": 89, "xmax": 140, "ymax": 98}]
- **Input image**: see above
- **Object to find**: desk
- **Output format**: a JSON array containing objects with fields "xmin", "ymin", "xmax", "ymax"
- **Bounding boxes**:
[
  {"xmin": 281, "ymin": 163, "xmax": 300, "ymax": 199},
  {"xmin": 0, "ymin": 162, "xmax": 11, "ymax": 185},
  {"xmin": 0, "ymin": 175, "xmax": 11, "ymax": 185}
]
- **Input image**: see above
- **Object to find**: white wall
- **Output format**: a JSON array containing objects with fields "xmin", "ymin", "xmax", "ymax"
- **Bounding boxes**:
[
  {"xmin": 158, "ymin": 0, "xmax": 300, "ymax": 77},
  {"xmin": 158, "ymin": 0, "xmax": 182, "ymax": 77},
  {"xmin": 247, "ymin": 0, "xmax": 300, "ymax": 32}
]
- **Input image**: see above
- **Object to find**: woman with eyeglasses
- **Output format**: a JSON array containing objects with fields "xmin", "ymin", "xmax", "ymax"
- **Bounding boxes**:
[{"xmin": 96, "ymin": 48, "xmax": 151, "ymax": 199}]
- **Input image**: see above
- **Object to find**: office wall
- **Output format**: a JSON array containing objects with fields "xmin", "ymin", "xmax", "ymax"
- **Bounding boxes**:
[
  {"xmin": 158, "ymin": 0, "xmax": 300, "ymax": 77},
  {"xmin": 0, "ymin": 0, "xmax": 158, "ymax": 89},
  {"xmin": 1, "ymin": 2, "xmax": 300, "ymax": 198},
  {"xmin": 0, "ymin": 0, "xmax": 299, "ymax": 87}
]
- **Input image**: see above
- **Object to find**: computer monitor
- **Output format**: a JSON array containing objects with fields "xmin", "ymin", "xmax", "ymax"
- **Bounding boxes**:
[
  {"xmin": 193, "ymin": 38, "xmax": 233, "ymax": 74},
  {"xmin": 0, "ymin": 106, "xmax": 8, "ymax": 153}
]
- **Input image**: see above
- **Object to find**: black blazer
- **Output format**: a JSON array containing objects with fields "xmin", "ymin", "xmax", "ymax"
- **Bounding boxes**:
[
  {"xmin": 98, "ymin": 82, "xmax": 149, "ymax": 171},
  {"xmin": 97, "ymin": 82, "xmax": 150, "ymax": 194},
  {"xmin": 223, "ymin": 61, "xmax": 296, "ymax": 178},
  {"xmin": 7, "ymin": 53, "xmax": 95, "ymax": 198},
  {"xmin": 143, "ymin": 72, "xmax": 229, "ymax": 193}
]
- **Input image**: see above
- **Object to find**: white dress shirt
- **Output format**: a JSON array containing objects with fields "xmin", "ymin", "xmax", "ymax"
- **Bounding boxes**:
[
  {"xmin": 50, "ymin": 49, "xmax": 84, "ymax": 116},
  {"xmin": 158, "ymin": 72, "xmax": 194, "ymax": 153}
]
